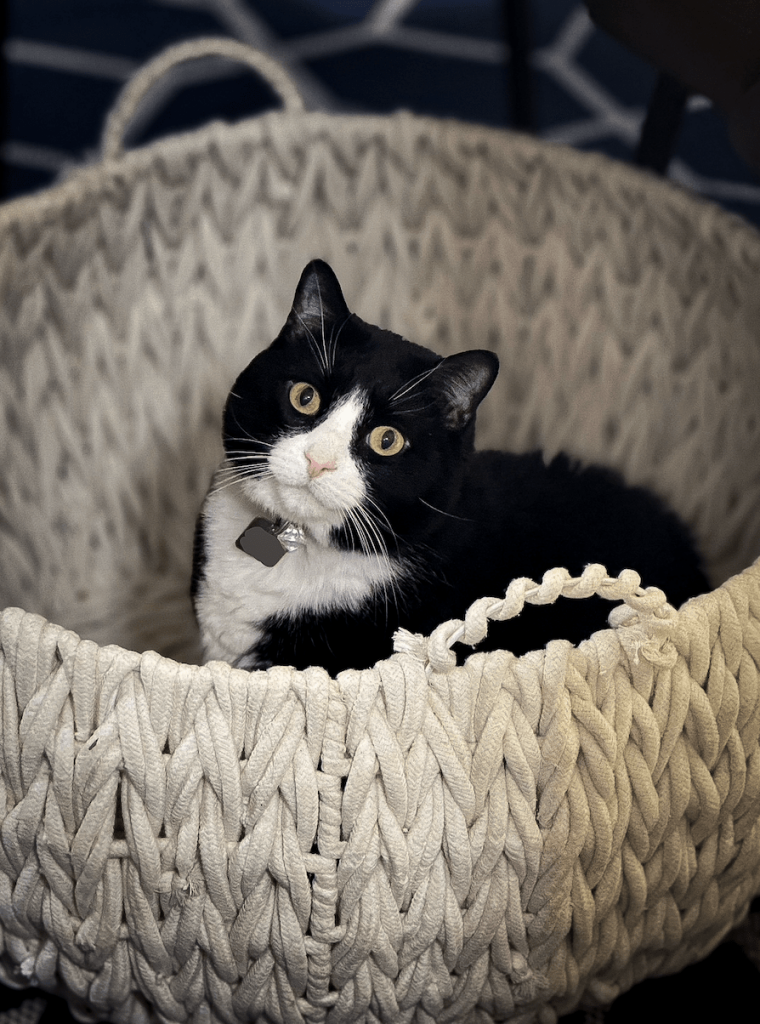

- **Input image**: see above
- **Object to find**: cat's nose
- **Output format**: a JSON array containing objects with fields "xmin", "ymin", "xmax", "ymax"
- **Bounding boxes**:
[{"xmin": 305, "ymin": 452, "xmax": 337, "ymax": 479}]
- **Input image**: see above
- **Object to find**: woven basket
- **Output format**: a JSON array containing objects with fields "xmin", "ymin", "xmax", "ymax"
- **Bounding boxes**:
[{"xmin": 1, "ymin": 37, "xmax": 760, "ymax": 1024}]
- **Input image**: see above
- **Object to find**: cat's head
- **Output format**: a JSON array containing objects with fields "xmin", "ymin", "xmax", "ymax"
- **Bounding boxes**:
[{"xmin": 223, "ymin": 260, "xmax": 498, "ymax": 549}]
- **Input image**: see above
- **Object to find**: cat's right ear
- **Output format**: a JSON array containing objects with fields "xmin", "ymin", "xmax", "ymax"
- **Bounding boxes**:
[
  {"xmin": 288, "ymin": 260, "xmax": 351, "ymax": 328},
  {"xmin": 434, "ymin": 350, "xmax": 499, "ymax": 430}
]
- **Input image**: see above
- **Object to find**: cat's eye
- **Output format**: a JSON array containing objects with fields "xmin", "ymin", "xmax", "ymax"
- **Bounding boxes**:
[
  {"xmin": 289, "ymin": 382, "xmax": 321, "ymax": 415},
  {"xmin": 368, "ymin": 426, "xmax": 405, "ymax": 456}
]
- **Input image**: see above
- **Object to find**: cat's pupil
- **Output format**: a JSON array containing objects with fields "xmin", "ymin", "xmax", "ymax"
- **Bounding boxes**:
[
  {"xmin": 300, "ymin": 387, "xmax": 314, "ymax": 406},
  {"xmin": 381, "ymin": 430, "xmax": 395, "ymax": 450}
]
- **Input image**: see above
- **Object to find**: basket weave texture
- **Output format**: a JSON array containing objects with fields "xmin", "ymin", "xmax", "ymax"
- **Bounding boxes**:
[{"xmin": 1, "ymin": 41, "xmax": 760, "ymax": 1024}]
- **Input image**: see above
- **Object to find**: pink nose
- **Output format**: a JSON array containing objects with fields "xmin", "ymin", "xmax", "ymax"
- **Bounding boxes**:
[{"xmin": 306, "ymin": 452, "xmax": 337, "ymax": 479}]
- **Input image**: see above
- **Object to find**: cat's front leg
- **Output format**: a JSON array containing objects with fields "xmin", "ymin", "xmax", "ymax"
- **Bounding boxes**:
[
  {"xmin": 194, "ymin": 594, "xmax": 266, "ymax": 669},
  {"xmin": 252, "ymin": 605, "xmax": 398, "ymax": 676}
]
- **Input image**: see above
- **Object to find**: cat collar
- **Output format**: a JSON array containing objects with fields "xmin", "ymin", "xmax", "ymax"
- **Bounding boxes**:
[{"xmin": 236, "ymin": 517, "xmax": 305, "ymax": 567}]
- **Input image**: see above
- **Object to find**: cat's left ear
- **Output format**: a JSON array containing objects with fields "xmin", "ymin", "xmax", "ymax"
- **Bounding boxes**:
[
  {"xmin": 289, "ymin": 260, "xmax": 351, "ymax": 326},
  {"xmin": 434, "ymin": 350, "xmax": 499, "ymax": 430}
]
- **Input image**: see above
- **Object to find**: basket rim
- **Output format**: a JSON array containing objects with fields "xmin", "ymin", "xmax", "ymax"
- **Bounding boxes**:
[
  {"xmin": 3, "ymin": 557, "xmax": 759, "ymax": 679},
  {"xmin": 1, "ymin": 105, "xmax": 759, "ymax": 255}
]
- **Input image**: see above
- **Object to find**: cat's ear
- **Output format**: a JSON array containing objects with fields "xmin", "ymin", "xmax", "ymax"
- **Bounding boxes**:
[
  {"xmin": 433, "ymin": 350, "xmax": 499, "ymax": 430},
  {"xmin": 289, "ymin": 260, "xmax": 351, "ymax": 327}
]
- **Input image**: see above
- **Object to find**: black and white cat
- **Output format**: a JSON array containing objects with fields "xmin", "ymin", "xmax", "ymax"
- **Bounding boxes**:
[{"xmin": 192, "ymin": 260, "xmax": 708, "ymax": 676}]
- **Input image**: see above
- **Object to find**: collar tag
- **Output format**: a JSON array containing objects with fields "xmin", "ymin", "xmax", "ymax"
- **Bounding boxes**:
[{"xmin": 236, "ymin": 517, "xmax": 305, "ymax": 566}]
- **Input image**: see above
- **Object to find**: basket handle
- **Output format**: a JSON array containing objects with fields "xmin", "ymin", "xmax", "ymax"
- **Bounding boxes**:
[
  {"xmin": 101, "ymin": 36, "xmax": 305, "ymax": 161},
  {"xmin": 392, "ymin": 564, "xmax": 678, "ymax": 673}
]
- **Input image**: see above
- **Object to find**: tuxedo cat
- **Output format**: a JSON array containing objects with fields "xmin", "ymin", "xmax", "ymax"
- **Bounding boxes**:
[{"xmin": 192, "ymin": 260, "xmax": 708, "ymax": 676}]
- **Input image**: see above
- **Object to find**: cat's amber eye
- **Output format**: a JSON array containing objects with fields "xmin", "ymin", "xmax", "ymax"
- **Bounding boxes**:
[
  {"xmin": 289, "ymin": 382, "xmax": 321, "ymax": 415},
  {"xmin": 368, "ymin": 426, "xmax": 405, "ymax": 456}
]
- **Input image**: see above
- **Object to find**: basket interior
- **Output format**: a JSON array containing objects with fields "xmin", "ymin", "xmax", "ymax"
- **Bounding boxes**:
[{"xmin": 1, "ymin": 111, "xmax": 759, "ymax": 663}]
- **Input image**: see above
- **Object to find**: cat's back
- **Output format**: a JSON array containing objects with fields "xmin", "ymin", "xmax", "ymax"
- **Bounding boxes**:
[{"xmin": 453, "ymin": 448, "xmax": 707, "ymax": 611}]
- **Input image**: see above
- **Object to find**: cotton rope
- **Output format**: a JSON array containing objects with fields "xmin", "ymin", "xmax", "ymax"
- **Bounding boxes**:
[
  {"xmin": 1, "ymin": 561, "xmax": 759, "ymax": 1023},
  {"xmin": 100, "ymin": 36, "xmax": 305, "ymax": 162},
  {"xmin": 0, "ymin": 35, "xmax": 760, "ymax": 1024}
]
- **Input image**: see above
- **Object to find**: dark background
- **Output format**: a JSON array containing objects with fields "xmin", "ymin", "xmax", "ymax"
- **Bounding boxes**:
[{"xmin": 2, "ymin": 0, "xmax": 760, "ymax": 227}]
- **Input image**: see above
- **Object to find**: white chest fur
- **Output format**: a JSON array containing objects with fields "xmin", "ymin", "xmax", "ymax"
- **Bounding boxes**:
[{"xmin": 195, "ymin": 472, "xmax": 401, "ymax": 669}]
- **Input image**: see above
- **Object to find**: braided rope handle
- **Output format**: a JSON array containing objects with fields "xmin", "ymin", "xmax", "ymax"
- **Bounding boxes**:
[
  {"xmin": 101, "ymin": 37, "xmax": 305, "ymax": 161},
  {"xmin": 393, "ymin": 564, "xmax": 678, "ymax": 672}
]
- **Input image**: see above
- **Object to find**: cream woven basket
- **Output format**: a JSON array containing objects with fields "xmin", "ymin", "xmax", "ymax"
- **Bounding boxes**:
[{"xmin": 1, "ymin": 37, "xmax": 760, "ymax": 1024}]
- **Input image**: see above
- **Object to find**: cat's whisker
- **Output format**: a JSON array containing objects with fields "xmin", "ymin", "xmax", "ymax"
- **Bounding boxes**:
[
  {"xmin": 389, "ymin": 363, "xmax": 440, "ymax": 405},
  {"xmin": 327, "ymin": 319, "xmax": 338, "ymax": 374},
  {"xmin": 315, "ymin": 277, "xmax": 331, "ymax": 373},
  {"xmin": 387, "ymin": 403, "xmax": 433, "ymax": 416},
  {"xmin": 209, "ymin": 467, "xmax": 273, "ymax": 497},
  {"xmin": 328, "ymin": 315, "xmax": 350, "ymax": 373},
  {"xmin": 213, "ymin": 465, "xmax": 253, "ymax": 478},
  {"xmin": 214, "ymin": 461, "xmax": 271, "ymax": 479},
  {"xmin": 224, "ymin": 448, "xmax": 270, "ymax": 455},
  {"xmin": 223, "ymin": 452, "xmax": 271, "ymax": 459},
  {"xmin": 362, "ymin": 494, "xmax": 401, "ymax": 556},
  {"xmin": 356, "ymin": 505, "xmax": 385, "ymax": 560},
  {"xmin": 353, "ymin": 503, "xmax": 402, "ymax": 623},
  {"xmin": 224, "ymin": 436, "xmax": 275, "ymax": 448},
  {"xmin": 219, "ymin": 460, "xmax": 269, "ymax": 472},
  {"xmin": 344, "ymin": 506, "xmax": 394, "ymax": 624},
  {"xmin": 214, "ymin": 462, "xmax": 271, "ymax": 480},
  {"xmin": 217, "ymin": 458, "xmax": 270, "ymax": 476},
  {"xmin": 343, "ymin": 508, "xmax": 388, "ymax": 612},
  {"xmin": 419, "ymin": 497, "xmax": 473, "ymax": 522},
  {"xmin": 228, "ymin": 409, "xmax": 276, "ymax": 448},
  {"xmin": 214, "ymin": 466, "xmax": 268, "ymax": 483},
  {"xmin": 214, "ymin": 461, "xmax": 253, "ymax": 474},
  {"xmin": 343, "ymin": 507, "xmax": 368, "ymax": 555},
  {"xmin": 352, "ymin": 496, "xmax": 403, "ymax": 614},
  {"xmin": 342, "ymin": 505, "xmax": 370, "ymax": 557},
  {"xmin": 294, "ymin": 309, "xmax": 328, "ymax": 374}
]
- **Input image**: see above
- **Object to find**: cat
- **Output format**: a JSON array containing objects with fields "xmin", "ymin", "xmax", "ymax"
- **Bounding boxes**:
[{"xmin": 192, "ymin": 259, "xmax": 708, "ymax": 676}]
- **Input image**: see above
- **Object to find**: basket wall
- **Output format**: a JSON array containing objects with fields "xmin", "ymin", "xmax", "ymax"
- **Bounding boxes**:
[
  {"xmin": 1, "ymin": 112, "xmax": 759, "ymax": 659},
  {"xmin": 0, "ymin": 109, "xmax": 759, "ymax": 1024}
]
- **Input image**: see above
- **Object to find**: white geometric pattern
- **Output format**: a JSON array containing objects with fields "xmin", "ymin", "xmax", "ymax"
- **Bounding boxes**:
[{"xmin": 3, "ymin": 0, "xmax": 760, "ymax": 218}]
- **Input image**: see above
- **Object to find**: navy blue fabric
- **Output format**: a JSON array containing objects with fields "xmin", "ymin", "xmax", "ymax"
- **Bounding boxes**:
[{"xmin": 3, "ymin": 1, "xmax": 760, "ymax": 226}]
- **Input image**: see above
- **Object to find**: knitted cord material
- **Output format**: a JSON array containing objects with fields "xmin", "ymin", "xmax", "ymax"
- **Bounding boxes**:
[
  {"xmin": 1, "ymin": 67, "xmax": 760, "ymax": 1022},
  {"xmin": 0, "ymin": 561, "xmax": 759, "ymax": 1023}
]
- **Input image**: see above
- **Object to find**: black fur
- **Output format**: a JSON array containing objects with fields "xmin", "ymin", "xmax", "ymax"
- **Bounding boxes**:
[
  {"xmin": 190, "ymin": 512, "xmax": 207, "ymax": 603},
  {"xmin": 197, "ymin": 260, "xmax": 708, "ymax": 675}
]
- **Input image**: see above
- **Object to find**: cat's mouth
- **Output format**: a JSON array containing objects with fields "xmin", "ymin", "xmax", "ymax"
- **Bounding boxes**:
[{"xmin": 240, "ymin": 474, "xmax": 349, "ymax": 541}]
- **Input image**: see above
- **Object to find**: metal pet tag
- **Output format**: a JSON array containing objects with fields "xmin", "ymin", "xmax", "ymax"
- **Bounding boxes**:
[
  {"xmin": 236, "ymin": 517, "xmax": 306, "ymax": 567},
  {"xmin": 236, "ymin": 517, "xmax": 288, "ymax": 567}
]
